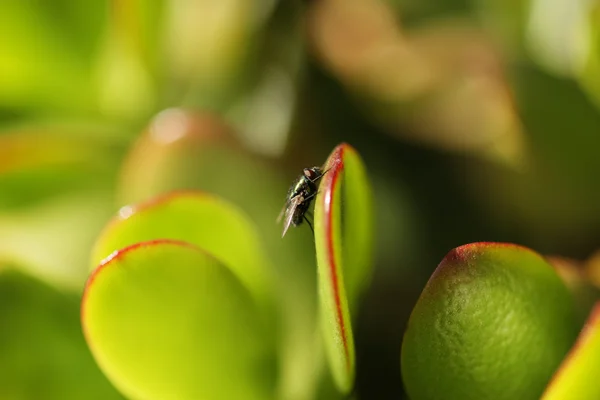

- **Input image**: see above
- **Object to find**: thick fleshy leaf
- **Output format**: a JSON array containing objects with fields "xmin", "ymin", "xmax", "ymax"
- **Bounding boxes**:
[
  {"xmin": 0, "ymin": 127, "xmax": 123, "ymax": 289},
  {"xmin": 401, "ymin": 243, "xmax": 580, "ymax": 400},
  {"xmin": 0, "ymin": 126, "xmax": 124, "ymax": 209},
  {"xmin": 576, "ymin": 4, "xmax": 600, "ymax": 110},
  {"xmin": 0, "ymin": 192, "xmax": 114, "ymax": 290},
  {"xmin": 116, "ymin": 112, "xmax": 326, "ymax": 400},
  {"xmin": 0, "ymin": 269, "xmax": 122, "ymax": 400},
  {"xmin": 93, "ymin": 0, "xmax": 164, "ymax": 121},
  {"xmin": 82, "ymin": 240, "xmax": 275, "ymax": 400},
  {"xmin": 0, "ymin": 1, "xmax": 99, "ymax": 113},
  {"xmin": 91, "ymin": 192, "xmax": 271, "ymax": 309},
  {"xmin": 541, "ymin": 302, "xmax": 600, "ymax": 400},
  {"xmin": 313, "ymin": 143, "xmax": 374, "ymax": 393},
  {"xmin": 340, "ymin": 145, "xmax": 375, "ymax": 306}
]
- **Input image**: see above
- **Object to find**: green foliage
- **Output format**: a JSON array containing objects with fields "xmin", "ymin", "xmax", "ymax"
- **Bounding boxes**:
[
  {"xmin": 90, "ymin": 192, "xmax": 273, "ymax": 309},
  {"xmin": 3, "ymin": 0, "xmax": 600, "ymax": 399},
  {"xmin": 401, "ymin": 243, "xmax": 580, "ymax": 400},
  {"xmin": 82, "ymin": 142, "xmax": 374, "ymax": 399},
  {"xmin": 83, "ymin": 240, "xmax": 275, "ymax": 400},
  {"xmin": 542, "ymin": 304, "xmax": 600, "ymax": 400},
  {"xmin": 313, "ymin": 144, "xmax": 374, "ymax": 392},
  {"xmin": 0, "ymin": 270, "xmax": 121, "ymax": 400}
]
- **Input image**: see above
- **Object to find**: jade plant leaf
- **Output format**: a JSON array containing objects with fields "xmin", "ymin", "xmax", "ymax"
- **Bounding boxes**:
[
  {"xmin": 82, "ymin": 240, "xmax": 275, "ymax": 400},
  {"xmin": 0, "ymin": 127, "xmax": 124, "ymax": 290},
  {"xmin": 401, "ymin": 242, "xmax": 580, "ymax": 400},
  {"xmin": 0, "ymin": 268, "xmax": 122, "ymax": 400},
  {"xmin": 0, "ymin": 0, "xmax": 97, "ymax": 113},
  {"xmin": 313, "ymin": 143, "xmax": 374, "ymax": 393},
  {"xmin": 91, "ymin": 191, "xmax": 272, "ymax": 309},
  {"xmin": 115, "ymin": 113, "xmax": 331, "ymax": 400},
  {"xmin": 541, "ymin": 302, "xmax": 600, "ymax": 400}
]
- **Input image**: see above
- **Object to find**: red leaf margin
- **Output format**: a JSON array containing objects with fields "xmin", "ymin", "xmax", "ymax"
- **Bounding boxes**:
[{"xmin": 319, "ymin": 144, "xmax": 351, "ymax": 371}]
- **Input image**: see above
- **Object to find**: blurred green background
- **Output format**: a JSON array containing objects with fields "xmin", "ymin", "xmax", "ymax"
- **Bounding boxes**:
[{"xmin": 1, "ymin": 0, "xmax": 599, "ymax": 399}]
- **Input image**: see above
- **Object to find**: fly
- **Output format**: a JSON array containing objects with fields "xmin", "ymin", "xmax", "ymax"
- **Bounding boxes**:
[{"xmin": 277, "ymin": 166, "xmax": 327, "ymax": 237}]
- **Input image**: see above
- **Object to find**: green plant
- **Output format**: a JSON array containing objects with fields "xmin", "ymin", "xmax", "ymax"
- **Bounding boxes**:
[
  {"xmin": 81, "ymin": 143, "xmax": 374, "ymax": 400},
  {"xmin": 401, "ymin": 243, "xmax": 600, "ymax": 400},
  {"xmin": 80, "ymin": 139, "xmax": 600, "ymax": 400}
]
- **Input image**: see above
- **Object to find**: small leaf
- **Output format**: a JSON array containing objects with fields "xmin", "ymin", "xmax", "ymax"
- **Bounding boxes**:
[
  {"xmin": 82, "ymin": 240, "xmax": 276, "ymax": 400},
  {"xmin": 0, "ymin": 269, "xmax": 122, "ymax": 400},
  {"xmin": 340, "ymin": 145, "xmax": 375, "ymax": 306},
  {"xmin": 116, "ymin": 114, "xmax": 329, "ymax": 400},
  {"xmin": 314, "ymin": 143, "xmax": 374, "ymax": 393},
  {"xmin": 0, "ymin": 127, "xmax": 124, "ymax": 289},
  {"xmin": 541, "ymin": 302, "xmax": 600, "ymax": 400},
  {"xmin": 91, "ymin": 191, "xmax": 272, "ymax": 308},
  {"xmin": 401, "ymin": 242, "xmax": 580, "ymax": 400}
]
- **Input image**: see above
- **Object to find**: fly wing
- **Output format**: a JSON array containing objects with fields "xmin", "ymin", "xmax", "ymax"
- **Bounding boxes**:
[
  {"xmin": 281, "ymin": 195, "xmax": 303, "ymax": 238},
  {"xmin": 276, "ymin": 204, "xmax": 286, "ymax": 224}
]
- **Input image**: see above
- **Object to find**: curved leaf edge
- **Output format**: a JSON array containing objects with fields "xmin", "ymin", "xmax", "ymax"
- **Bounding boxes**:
[
  {"xmin": 542, "ymin": 302, "xmax": 600, "ymax": 400},
  {"xmin": 81, "ymin": 238, "xmax": 209, "ymax": 339},
  {"xmin": 314, "ymin": 143, "xmax": 356, "ymax": 393},
  {"xmin": 90, "ymin": 190, "xmax": 219, "ymax": 267},
  {"xmin": 80, "ymin": 238, "xmax": 276, "ymax": 400}
]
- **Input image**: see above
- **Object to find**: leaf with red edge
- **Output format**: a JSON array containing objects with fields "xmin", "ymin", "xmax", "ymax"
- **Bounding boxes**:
[
  {"xmin": 313, "ymin": 143, "xmax": 374, "ymax": 393},
  {"xmin": 91, "ymin": 191, "xmax": 272, "ymax": 310},
  {"xmin": 401, "ymin": 242, "xmax": 580, "ymax": 400},
  {"xmin": 542, "ymin": 302, "xmax": 600, "ymax": 400},
  {"xmin": 82, "ymin": 240, "xmax": 275, "ymax": 400}
]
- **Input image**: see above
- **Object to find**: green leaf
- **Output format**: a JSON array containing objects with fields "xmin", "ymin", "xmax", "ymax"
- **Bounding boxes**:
[
  {"xmin": 94, "ymin": 0, "xmax": 164, "ymax": 121},
  {"xmin": 0, "ymin": 192, "xmax": 115, "ymax": 290},
  {"xmin": 340, "ymin": 144, "xmax": 375, "ymax": 307},
  {"xmin": 0, "ymin": 1, "xmax": 98, "ymax": 113},
  {"xmin": 116, "ymin": 112, "xmax": 329, "ymax": 400},
  {"xmin": 542, "ymin": 302, "xmax": 600, "ymax": 400},
  {"xmin": 576, "ymin": 4, "xmax": 600, "ymax": 110},
  {"xmin": 82, "ymin": 240, "xmax": 276, "ymax": 400},
  {"xmin": 0, "ymin": 269, "xmax": 122, "ymax": 400},
  {"xmin": 401, "ymin": 242, "xmax": 580, "ymax": 400},
  {"xmin": 313, "ymin": 143, "xmax": 374, "ymax": 393},
  {"xmin": 91, "ymin": 191, "xmax": 272, "ymax": 309},
  {"xmin": 0, "ymin": 127, "xmax": 125, "ymax": 289}
]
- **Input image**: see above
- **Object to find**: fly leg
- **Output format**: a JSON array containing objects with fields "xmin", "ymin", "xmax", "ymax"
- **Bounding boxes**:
[{"xmin": 303, "ymin": 215, "xmax": 314, "ymax": 233}]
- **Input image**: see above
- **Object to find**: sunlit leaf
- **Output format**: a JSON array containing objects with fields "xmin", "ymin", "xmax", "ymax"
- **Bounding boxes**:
[
  {"xmin": 0, "ymin": 127, "xmax": 123, "ymax": 289},
  {"xmin": 94, "ymin": 0, "xmax": 164, "ymax": 121},
  {"xmin": 117, "ymin": 109, "xmax": 326, "ymax": 400},
  {"xmin": 313, "ymin": 143, "xmax": 374, "ymax": 393},
  {"xmin": 0, "ymin": 1, "xmax": 98, "ymax": 113},
  {"xmin": 0, "ymin": 269, "xmax": 122, "ymax": 400},
  {"xmin": 82, "ymin": 240, "xmax": 276, "ymax": 400},
  {"xmin": 91, "ymin": 191, "xmax": 272, "ymax": 310},
  {"xmin": 542, "ymin": 303, "xmax": 600, "ymax": 400}
]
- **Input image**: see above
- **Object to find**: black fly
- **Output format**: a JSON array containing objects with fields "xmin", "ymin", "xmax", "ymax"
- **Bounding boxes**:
[{"xmin": 277, "ymin": 166, "xmax": 327, "ymax": 237}]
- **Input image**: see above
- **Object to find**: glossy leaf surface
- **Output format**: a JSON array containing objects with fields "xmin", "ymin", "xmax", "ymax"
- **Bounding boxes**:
[
  {"xmin": 542, "ymin": 302, "xmax": 600, "ymax": 400},
  {"xmin": 82, "ymin": 240, "xmax": 275, "ymax": 400},
  {"xmin": 91, "ymin": 192, "xmax": 271, "ymax": 308},
  {"xmin": 116, "ymin": 113, "xmax": 329, "ymax": 400},
  {"xmin": 0, "ymin": 269, "xmax": 122, "ymax": 399},
  {"xmin": 313, "ymin": 143, "xmax": 374, "ymax": 393}
]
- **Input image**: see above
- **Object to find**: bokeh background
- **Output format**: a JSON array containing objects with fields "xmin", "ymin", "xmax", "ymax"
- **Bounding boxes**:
[{"xmin": 1, "ymin": 0, "xmax": 599, "ymax": 399}]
